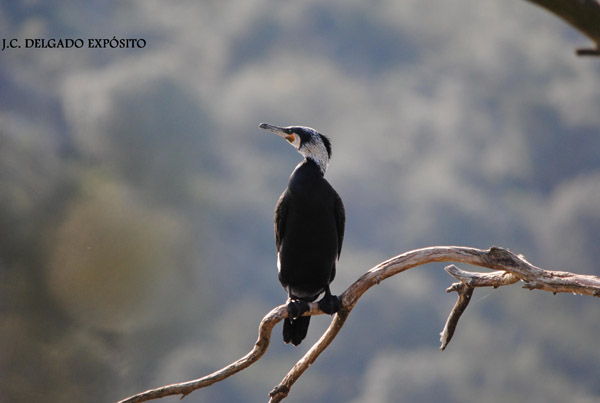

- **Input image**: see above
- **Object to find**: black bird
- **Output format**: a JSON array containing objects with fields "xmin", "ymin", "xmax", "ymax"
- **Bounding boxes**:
[{"xmin": 259, "ymin": 122, "xmax": 345, "ymax": 346}]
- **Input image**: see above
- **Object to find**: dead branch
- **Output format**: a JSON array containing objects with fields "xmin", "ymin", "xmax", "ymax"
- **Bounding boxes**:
[{"xmin": 118, "ymin": 246, "xmax": 600, "ymax": 403}]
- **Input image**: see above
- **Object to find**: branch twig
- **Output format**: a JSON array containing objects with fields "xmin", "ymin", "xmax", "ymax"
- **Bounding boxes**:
[
  {"xmin": 119, "ymin": 246, "xmax": 600, "ymax": 403},
  {"xmin": 440, "ymin": 281, "xmax": 473, "ymax": 351},
  {"xmin": 439, "ymin": 264, "xmax": 520, "ymax": 350}
]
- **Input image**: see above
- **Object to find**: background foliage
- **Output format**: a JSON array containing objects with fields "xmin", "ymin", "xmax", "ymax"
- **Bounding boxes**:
[{"xmin": 1, "ymin": 1, "xmax": 600, "ymax": 402}]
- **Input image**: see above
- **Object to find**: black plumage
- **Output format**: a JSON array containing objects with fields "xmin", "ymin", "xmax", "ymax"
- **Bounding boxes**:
[{"xmin": 259, "ymin": 123, "xmax": 345, "ymax": 346}]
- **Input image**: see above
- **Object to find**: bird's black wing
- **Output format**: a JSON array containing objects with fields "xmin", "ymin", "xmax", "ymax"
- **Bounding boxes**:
[
  {"xmin": 334, "ymin": 191, "xmax": 345, "ymax": 258},
  {"xmin": 274, "ymin": 190, "xmax": 289, "ymax": 253}
]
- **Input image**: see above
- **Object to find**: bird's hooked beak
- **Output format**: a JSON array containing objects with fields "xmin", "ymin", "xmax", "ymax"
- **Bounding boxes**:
[{"xmin": 259, "ymin": 122, "xmax": 295, "ymax": 143}]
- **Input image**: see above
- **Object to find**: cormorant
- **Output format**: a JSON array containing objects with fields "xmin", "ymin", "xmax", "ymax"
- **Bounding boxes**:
[{"xmin": 259, "ymin": 122, "xmax": 345, "ymax": 346}]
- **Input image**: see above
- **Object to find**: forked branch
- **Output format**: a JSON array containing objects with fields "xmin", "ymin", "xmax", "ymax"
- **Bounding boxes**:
[{"xmin": 118, "ymin": 246, "xmax": 600, "ymax": 403}]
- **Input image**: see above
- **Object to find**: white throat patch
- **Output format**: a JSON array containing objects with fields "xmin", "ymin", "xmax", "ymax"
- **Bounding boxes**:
[{"xmin": 299, "ymin": 138, "xmax": 329, "ymax": 174}]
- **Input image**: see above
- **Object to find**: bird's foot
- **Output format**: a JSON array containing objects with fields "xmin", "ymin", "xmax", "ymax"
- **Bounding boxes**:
[
  {"xmin": 318, "ymin": 293, "xmax": 341, "ymax": 315},
  {"xmin": 286, "ymin": 300, "xmax": 309, "ymax": 320}
]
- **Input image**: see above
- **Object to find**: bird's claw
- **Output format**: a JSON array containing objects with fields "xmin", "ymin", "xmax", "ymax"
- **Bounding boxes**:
[
  {"xmin": 286, "ymin": 300, "xmax": 309, "ymax": 320},
  {"xmin": 318, "ymin": 294, "xmax": 341, "ymax": 315}
]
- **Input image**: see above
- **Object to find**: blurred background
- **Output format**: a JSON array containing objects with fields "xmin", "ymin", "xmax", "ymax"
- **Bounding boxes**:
[{"xmin": 2, "ymin": 1, "xmax": 600, "ymax": 402}]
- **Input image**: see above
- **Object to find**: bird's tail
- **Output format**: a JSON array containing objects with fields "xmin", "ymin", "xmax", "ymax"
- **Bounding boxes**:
[{"xmin": 283, "ymin": 316, "xmax": 310, "ymax": 346}]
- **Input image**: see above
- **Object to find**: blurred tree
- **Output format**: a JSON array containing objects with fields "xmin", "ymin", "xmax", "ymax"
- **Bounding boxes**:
[{"xmin": 526, "ymin": 0, "xmax": 600, "ymax": 55}]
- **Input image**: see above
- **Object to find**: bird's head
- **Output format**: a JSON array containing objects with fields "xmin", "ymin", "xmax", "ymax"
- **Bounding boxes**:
[{"xmin": 259, "ymin": 122, "xmax": 332, "ymax": 174}]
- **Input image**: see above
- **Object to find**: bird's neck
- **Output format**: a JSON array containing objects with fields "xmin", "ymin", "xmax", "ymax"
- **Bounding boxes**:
[
  {"xmin": 299, "ymin": 152, "xmax": 328, "ymax": 176},
  {"xmin": 292, "ymin": 158, "xmax": 326, "ymax": 178}
]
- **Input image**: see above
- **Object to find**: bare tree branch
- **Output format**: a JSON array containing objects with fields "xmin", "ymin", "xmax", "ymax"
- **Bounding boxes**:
[
  {"xmin": 117, "ymin": 305, "xmax": 284, "ymax": 403},
  {"xmin": 118, "ymin": 246, "xmax": 600, "ymax": 403},
  {"xmin": 445, "ymin": 264, "xmax": 520, "ymax": 289},
  {"xmin": 268, "ymin": 308, "xmax": 350, "ymax": 402},
  {"xmin": 439, "ymin": 256, "xmax": 600, "ymax": 350}
]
